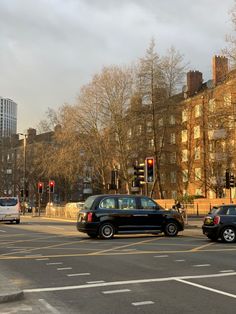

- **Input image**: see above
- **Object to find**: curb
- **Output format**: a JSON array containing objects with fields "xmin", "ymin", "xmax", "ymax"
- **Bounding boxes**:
[{"xmin": 0, "ymin": 275, "xmax": 24, "ymax": 304}]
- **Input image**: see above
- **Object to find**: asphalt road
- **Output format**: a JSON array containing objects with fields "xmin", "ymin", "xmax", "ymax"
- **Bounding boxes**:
[{"xmin": 0, "ymin": 216, "xmax": 236, "ymax": 313}]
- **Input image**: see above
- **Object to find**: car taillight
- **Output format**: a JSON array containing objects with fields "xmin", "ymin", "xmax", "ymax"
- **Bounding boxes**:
[
  {"xmin": 213, "ymin": 216, "xmax": 220, "ymax": 225},
  {"xmin": 87, "ymin": 212, "xmax": 93, "ymax": 222}
]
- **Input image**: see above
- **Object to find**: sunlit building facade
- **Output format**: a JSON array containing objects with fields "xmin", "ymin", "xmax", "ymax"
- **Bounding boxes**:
[{"xmin": 0, "ymin": 97, "xmax": 17, "ymax": 137}]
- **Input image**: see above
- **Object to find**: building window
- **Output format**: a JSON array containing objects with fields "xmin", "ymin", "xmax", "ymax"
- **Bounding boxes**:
[
  {"xmin": 170, "ymin": 171, "xmax": 176, "ymax": 183},
  {"xmin": 170, "ymin": 133, "xmax": 176, "ymax": 144},
  {"xmin": 195, "ymin": 188, "xmax": 202, "ymax": 196},
  {"xmin": 160, "ymin": 173, "xmax": 165, "ymax": 183},
  {"xmin": 147, "ymin": 121, "xmax": 152, "ymax": 133},
  {"xmin": 170, "ymin": 152, "xmax": 176, "ymax": 164},
  {"xmin": 158, "ymin": 118, "xmax": 163, "ymax": 127},
  {"xmin": 195, "ymin": 104, "xmax": 201, "ymax": 117},
  {"xmin": 182, "ymin": 109, "xmax": 188, "ymax": 122},
  {"xmin": 182, "ymin": 149, "xmax": 188, "ymax": 162},
  {"xmin": 224, "ymin": 94, "xmax": 231, "ymax": 107},
  {"xmin": 181, "ymin": 130, "xmax": 187, "ymax": 142},
  {"xmin": 171, "ymin": 190, "xmax": 177, "ymax": 199},
  {"xmin": 194, "ymin": 146, "xmax": 200, "ymax": 159},
  {"xmin": 137, "ymin": 125, "xmax": 142, "ymax": 135},
  {"xmin": 182, "ymin": 169, "xmax": 188, "ymax": 182},
  {"xmin": 148, "ymin": 139, "xmax": 154, "ymax": 148},
  {"xmin": 208, "ymin": 99, "xmax": 215, "ymax": 112},
  {"xmin": 194, "ymin": 126, "xmax": 200, "ymax": 139},
  {"xmin": 127, "ymin": 128, "xmax": 132, "ymax": 138},
  {"xmin": 195, "ymin": 168, "xmax": 201, "ymax": 181},
  {"xmin": 170, "ymin": 115, "xmax": 175, "ymax": 125}
]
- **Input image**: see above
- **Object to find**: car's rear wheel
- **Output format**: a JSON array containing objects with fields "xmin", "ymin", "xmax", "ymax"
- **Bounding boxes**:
[
  {"xmin": 99, "ymin": 223, "xmax": 115, "ymax": 239},
  {"xmin": 15, "ymin": 219, "xmax": 20, "ymax": 224},
  {"xmin": 164, "ymin": 221, "xmax": 178, "ymax": 237},
  {"xmin": 221, "ymin": 227, "xmax": 236, "ymax": 243},
  {"xmin": 87, "ymin": 232, "xmax": 97, "ymax": 239}
]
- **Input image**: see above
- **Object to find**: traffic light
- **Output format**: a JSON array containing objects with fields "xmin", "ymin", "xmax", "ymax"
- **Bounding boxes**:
[
  {"xmin": 133, "ymin": 163, "xmax": 145, "ymax": 187},
  {"xmin": 230, "ymin": 174, "xmax": 235, "ymax": 188},
  {"xmin": 145, "ymin": 157, "xmax": 155, "ymax": 183},
  {"xmin": 225, "ymin": 170, "xmax": 230, "ymax": 189},
  {"xmin": 49, "ymin": 180, "xmax": 55, "ymax": 193},
  {"xmin": 38, "ymin": 182, "xmax": 44, "ymax": 194}
]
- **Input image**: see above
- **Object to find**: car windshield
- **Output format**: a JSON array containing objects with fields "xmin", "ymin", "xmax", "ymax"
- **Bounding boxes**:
[
  {"xmin": 0, "ymin": 198, "xmax": 18, "ymax": 207},
  {"xmin": 83, "ymin": 196, "xmax": 97, "ymax": 210}
]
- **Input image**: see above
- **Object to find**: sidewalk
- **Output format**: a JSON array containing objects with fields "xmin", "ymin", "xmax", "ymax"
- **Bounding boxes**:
[{"xmin": 0, "ymin": 274, "xmax": 24, "ymax": 304}]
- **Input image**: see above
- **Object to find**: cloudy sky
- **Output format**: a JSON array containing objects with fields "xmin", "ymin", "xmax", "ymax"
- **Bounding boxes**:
[{"xmin": 0, "ymin": 0, "xmax": 235, "ymax": 133}]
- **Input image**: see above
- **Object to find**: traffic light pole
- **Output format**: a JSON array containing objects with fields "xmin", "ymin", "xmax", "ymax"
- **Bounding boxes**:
[{"xmin": 38, "ymin": 193, "xmax": 41, "ymax": 217}]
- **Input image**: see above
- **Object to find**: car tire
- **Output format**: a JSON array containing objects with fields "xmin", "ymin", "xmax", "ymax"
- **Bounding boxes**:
[
  {"xmin": 221, "ymin": 227, "xmax": 236, "ymax": 243},
  {"xmin": 87, "ymin": 232, "xmax": 97, "ymax": 239},
  {"xmin": 164, "ymin": 221, "xmax": 178, "ymax": 237},
  {"xmin": 15, "ymin": 220, "xmax": 20, "ymax": 224},
  {"xmin": 99, "ymin": 223, "xmax": 115, "ymax": 239}
]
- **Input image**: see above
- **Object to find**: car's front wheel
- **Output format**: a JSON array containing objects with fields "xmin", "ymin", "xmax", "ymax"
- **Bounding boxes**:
[
  {"xmin": 164, "ymin": 221, "xmax": 178, "ymax": 237},
  {"xmin": 99, "ymin": 223, "xmax": 115, "ymax": 239},
  {"xmin": 221, "ymin": 227, "xmax": 236, "ymax": 243}
]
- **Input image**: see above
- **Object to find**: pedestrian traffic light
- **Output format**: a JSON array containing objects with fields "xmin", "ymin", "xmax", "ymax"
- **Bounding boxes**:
[
  {"xmin": 49, "ymin": 180, "xmax": 55, "ymax": 193},
  {"xmin": 38, "ymin": 182, "xmax": 44, "ymax": 194},
  {"xmin": 133, "ymin": 163, "xmax": 145, "ymax": 187},
  {"xmin": 145, "ymin": 157, "xmax": 155, "ymax": 183}
]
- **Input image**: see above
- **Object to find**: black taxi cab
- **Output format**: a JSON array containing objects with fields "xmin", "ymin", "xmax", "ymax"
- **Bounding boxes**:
[{"xmin": 77, "ymin": 194, "xmax": 184, "ymax": 239}]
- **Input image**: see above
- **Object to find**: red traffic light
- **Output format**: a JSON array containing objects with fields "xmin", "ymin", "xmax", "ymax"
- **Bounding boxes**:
[
  {"xmin": 147, "ymin": 158, "xmax": 153, "ymax": 165},
  {"xmin": 49, "ymin": 180, "xmax": 55, "ymax": 193},
  {"xmin": 38, "ymin": 182, "xmax": 44, "ymax": 193}
]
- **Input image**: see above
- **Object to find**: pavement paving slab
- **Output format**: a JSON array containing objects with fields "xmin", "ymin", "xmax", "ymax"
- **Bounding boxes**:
[{"xmin": 0, "ymin": 274, "xmax": 24, "ymax": 303}]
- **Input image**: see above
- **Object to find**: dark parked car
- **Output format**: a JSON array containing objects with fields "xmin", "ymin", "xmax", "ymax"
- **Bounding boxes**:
[
  {"xmin": 77, "ymin": 194, "xmax": 184, "ymax": 239},
  {"xmin": 202, "ymin": 204, "xmax": 236, "ymax": 243}
]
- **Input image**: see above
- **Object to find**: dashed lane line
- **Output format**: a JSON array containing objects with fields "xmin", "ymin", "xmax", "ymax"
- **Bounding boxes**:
[
  {"xmin": 102, "ymin": 289, "xmax": 131, "ymax": 294},
  {"xmin": 23, "ymin": 272, "xmax": 236, "ymax": 294},
  {"xmin": 67, "ymin": 273, "xmax": 90, "ymax": 277},
  {"xmin": 193, "ymin": 264, "xmax": 211, "ymax": 267},
  {"xmin": 132, "ymin": 301, "xmax": 154, "ymax": 306}
]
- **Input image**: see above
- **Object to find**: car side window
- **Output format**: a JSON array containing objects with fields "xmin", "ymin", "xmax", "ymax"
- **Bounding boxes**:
[
  {"xmin": 118, "ymin": 197, "xmax": 136, "ymax": 210},
  {"xmin": 99, "ymin": 198, "xmax": 116, "ymax": 209},
  {"xmin": 226, "ymin": 207, "xmax": 236, "ymax": 215},
  {"xmin": 140, "ymin": 198, "xmax": 158, "ymax": 210}
]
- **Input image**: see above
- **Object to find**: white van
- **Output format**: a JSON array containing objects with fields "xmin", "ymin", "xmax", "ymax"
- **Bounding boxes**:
[{"xmin": 0, "ymin": 197, "xmax": 21, "ymax": 224}]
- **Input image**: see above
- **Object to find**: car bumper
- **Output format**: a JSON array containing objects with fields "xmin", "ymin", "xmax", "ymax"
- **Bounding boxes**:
[
  {"xmin": 0, "ymin": 214, "xmax": 20, "ymax": 221},
  {"xmin": 202, "ymin": 225, "xmax": 220, "ymax": 237},
  {"xmin": 76, "ymin": 222, "xmax": 100, "ymax": 233}
]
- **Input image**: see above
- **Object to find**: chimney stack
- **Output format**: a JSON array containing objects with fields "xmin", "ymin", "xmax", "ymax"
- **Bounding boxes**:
[
  {"xmin": 187, "ymin": 71, "xmax": 203, "ymax": 96},
  {"xmin": 212, "ymin": 55, "xmax": 228, "ymax": 84}
]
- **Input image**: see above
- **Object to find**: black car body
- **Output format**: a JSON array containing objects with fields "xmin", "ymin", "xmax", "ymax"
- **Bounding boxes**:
[
  {"xmin": 77, "ymin": 194, "xmax": 184, "ymax": 239},
  {"xmin": 202, "ymin": 204, "xmax": 236, "ymax": 243}
]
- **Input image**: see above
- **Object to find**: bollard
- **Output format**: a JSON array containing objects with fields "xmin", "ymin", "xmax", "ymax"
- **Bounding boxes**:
[{"xmin": 196, "ymin": 203, "xmax": 199, "ymax": 216}]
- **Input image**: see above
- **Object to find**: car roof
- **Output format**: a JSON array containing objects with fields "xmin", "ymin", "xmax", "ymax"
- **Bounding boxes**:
[{"xmin": 89, "ymin": 194, "xmax": 150, "ymax": 198}]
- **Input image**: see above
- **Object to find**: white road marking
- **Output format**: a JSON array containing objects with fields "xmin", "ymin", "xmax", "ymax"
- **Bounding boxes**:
[
  {"xmin": 0, "ymin": 229, "xmax": 6, "ymax": 232},
  {"xmin": 38, "ymin": 299, "xmax": 60, "ymax": 314},
  {"xmin": 50, "ymin": 227, "xmax": 64, "ymax": 230},
  {"xmin": 154, "ymin": 255, "xmax": 168, "ymax": 258},
  {"xmin": 24, "ymin": 272, "xmax": 236, "ymax": 294},
  {"xmin": 67, "ymin": 273, "xmax": 90, "ymax": 277},
  {"xmin": 220, "ymin": 270, "xmax": 235, "ymax": 273},
  {"xmin": 46, "ymin": 262, "xmax": 63, "ymax": 265},
  {"xmin": 132, "ymin": 301, "xmax": 154, "ymax": 306},
  {"xmin": 176, "ymin": 278, "xmax": 236, "ymax": 299},
  {"xmin": 193, "ymin": 264, "xmax": 211, "ymax": 267},
  {"xmin": 36, "ymin": 258, "xmax": 50, "ymax": 261},
  {"xmin": 102, "ymin": 289, "xmax": 131, "ymax": 294},
  {"xmin": 57, "ymin": 267, "xmax": 72, "ymax": 271},
  {"xmin": 87, "ymin": 281, "xmax": 105, "ymax": 284},
  {"xmin": 175, "ymin": 260, "xmax": 185, "ymax": 262},
  {"xmin": 25, "ymin": 254, "xmax": 42, "ymax": 257}
]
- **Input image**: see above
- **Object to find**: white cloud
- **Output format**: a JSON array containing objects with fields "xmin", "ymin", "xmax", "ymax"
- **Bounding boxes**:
[{"xmin": 0, "ymin": 0, "xmax": 234, "ymax": 132}]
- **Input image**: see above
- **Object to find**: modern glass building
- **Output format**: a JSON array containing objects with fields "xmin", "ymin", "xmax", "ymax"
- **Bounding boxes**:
[{"xmin": 0, "ymin": 97, "xmax": 17, "ymax": 137}]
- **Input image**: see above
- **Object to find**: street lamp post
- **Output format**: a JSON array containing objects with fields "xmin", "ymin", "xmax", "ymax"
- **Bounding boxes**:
[{"xmin": 19, "ymin": 133, "xmax": 27, "ymax": 213}]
